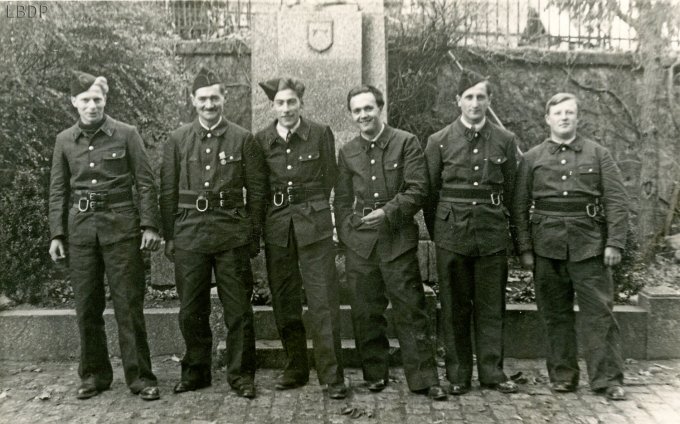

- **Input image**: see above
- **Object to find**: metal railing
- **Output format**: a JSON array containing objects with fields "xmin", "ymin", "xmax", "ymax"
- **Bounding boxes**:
[{"xmin": 167, "ymin": 0, "xmax": 252, "ymax": 40}]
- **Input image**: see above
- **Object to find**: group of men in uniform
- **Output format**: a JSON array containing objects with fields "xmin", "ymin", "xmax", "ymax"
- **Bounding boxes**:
[{"xmin": 49, "ymin": 68, "xmax": 629, "ymax": 403}]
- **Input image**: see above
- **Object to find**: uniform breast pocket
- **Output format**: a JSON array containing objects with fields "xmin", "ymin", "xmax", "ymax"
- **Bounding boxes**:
[
  {"xmin": 102, "ymin": 148, "xmax": 128, "ymax": 174},
  {"xmin": 298, "ymin": 150, "xmax": 321, "ymax": 175},
  {"xmin": 484, "ymin": 155, "xmax": 507, "ymax": 184},
  {"xmin": 578, "ymin": 164, "xmax": 600, "ymax": 188},
  {"xmin": 383, "ymin": 160, "xmax": 404, "ymax": 191},
  {"xmin": 219, "ymin": 152, "xmax": 242, "ymax": 181}
]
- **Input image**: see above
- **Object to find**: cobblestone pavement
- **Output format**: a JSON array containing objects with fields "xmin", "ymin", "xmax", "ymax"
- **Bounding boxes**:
[{"xmin": 1, "ymin": 358, "xmax": 679, "ymax": 424}]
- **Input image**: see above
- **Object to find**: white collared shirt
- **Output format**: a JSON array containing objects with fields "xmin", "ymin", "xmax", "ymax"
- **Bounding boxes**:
[
  {"xmin": 199, "ymin": 116, "xmax": 223, "ymax": 132},
  {"xmin": 460, "ymin": 116, "xmax": 486, "ymax": 131},
  {"xmin": 276, "ymin": 119, "xmax": 301, "ymax": 141}
]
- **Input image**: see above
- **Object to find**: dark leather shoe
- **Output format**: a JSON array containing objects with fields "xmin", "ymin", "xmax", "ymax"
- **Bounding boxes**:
[
  {"xmin": 275, "ymin": 374, "xmax": 308, "ymax": 390},
  {"xmin": 483, "ymin": 380, "xmax": 518, "ymax": 394},
  {"xmin": 366, "ymin": 379, "xmax": 386, "ymax": 392},
  {"xmin": 327, "ymin": 382, "xmax": 348, "ymax": 399},
  {"xmin": 76, "ymin": 384, "xmax": 100, "ymax": 400},
  {"xmin": 173, "ymin": 380, "xmax": 210, "ymax": 394},
  {"xmin": 234, "ymin": 382, "xmax": 256, "ymax": 399},
  {"xmin": 552, "ymin": 382, "xmax": 576, "ymax": 393},
  {"xmin": 427, "ymin": 385, "xmax": 447, "ymax": 401},
  {"xmin": 448, "ymin": 383, "xmax": 470, "ymax": 395},
  {"xmin": 139, "ymin": 386, "xmax": 160, "ymax": 401},
  {"xmin": 605, "ymin": 385, "xmax": 626, "ymax": 401}
]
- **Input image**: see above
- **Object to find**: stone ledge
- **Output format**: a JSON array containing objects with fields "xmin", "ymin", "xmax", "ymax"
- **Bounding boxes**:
[{"xmin": 0, "ymin": 302, "xmax": 650, "ymax": 362}]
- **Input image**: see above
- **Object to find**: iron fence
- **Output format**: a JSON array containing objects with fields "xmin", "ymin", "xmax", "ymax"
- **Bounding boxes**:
[{"xmin": 167, "ymin": 0, "xmax": 252, "ymax": 40}]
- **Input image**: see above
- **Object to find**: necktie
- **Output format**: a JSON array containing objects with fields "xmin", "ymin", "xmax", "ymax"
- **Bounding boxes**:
[{"xmin": 286, "ymin": 131, "xmax": 292, "ymax": 143}]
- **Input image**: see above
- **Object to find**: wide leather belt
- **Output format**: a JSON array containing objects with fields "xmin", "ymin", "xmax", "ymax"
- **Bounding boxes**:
[
  {"xmin": 354, "ymin": 198, "xmax": 390, "ymax": 217},
  {"xmin": 178, "ymin": 190, "xmax": 244, "ymax": 212},
  {"xmin": 73, "ymin": 189, "xmax": 133, "ymax": 212},
  {"xmin": 272, "ymin": 186, "xmax": 326, "ymax": 206},
  {"xmin": 439, "ymin": 186, "xmax": 503, "ymax": 206},
  {"xmin": 532, "ymin": 197, "xmax": 601, "ymax": 217}
]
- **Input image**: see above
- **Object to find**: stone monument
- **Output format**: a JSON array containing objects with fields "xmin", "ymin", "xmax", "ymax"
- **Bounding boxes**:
[{"xmin": 251, "ymin": 0, "xmax": 387, "ymax": 147}]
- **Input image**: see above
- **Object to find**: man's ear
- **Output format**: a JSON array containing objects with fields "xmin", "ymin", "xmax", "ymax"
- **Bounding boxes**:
[{"xmin": 70, "ymin": 97, "xmax": 77, "ymax": 108}]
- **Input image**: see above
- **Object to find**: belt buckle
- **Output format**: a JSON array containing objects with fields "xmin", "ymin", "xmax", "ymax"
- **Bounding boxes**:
[
  {"xmin": 273, "ymin": 192, "xmax": 284, "ymax": 207},
  {"xmin": 490, "ymin": 192, "xmax": 502, "ymax": 206},
  {"xmin": 218, "ymin": 191, "xmax": 227, "ymax": 208},
  {"xmin": 196, "ymin": 195, "xmax": 209, "ymax": 212},
  {"xmin": 77, "ymin": 198, "xmax": 89, "ymax": 212},
  {"xmin": 586, "ymin": 203, "xmax": 597, "ymax": 218},
  {"xmin": 286, "ymin": 186, "xmax": 296, "ymax": 204},
  {"xmin": 362, "ymin": 207, "xmax": 374, "ymax": 217}
]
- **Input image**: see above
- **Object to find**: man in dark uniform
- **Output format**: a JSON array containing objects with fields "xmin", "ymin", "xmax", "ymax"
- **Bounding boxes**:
[
  {"xmin": 424, "ymin": 71, "xmax": 519, "ymax": 395},
  {"xmin": 49, "ymin": 71, "xmax": 162, "ymax": 401},
  {"xmin": 512, "ymin": 92, "xmax": 628, "ymax": 401},
  {"xmin": 336, "ymin": 84, "xmax": 446, "ymax": 400},
  {"xmin": 160, "ymin": 69, "xmax": 266, "ymax": 399},
  {"xmin": 254, "ymin": 77, "xmax": 347, "ymax": 399}
]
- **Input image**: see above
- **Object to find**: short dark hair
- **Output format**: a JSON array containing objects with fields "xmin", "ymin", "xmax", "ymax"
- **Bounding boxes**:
[
  {"xmin": 277, "ymin": 77, "xmax": 305, "ymax": 100},
  {"xmin": 545, "ymin": 92, "xmax": 578, "ymax": 114},
  {"xmin": 346, "ymin": 85, "xmax": 385, "ymax": 111}
]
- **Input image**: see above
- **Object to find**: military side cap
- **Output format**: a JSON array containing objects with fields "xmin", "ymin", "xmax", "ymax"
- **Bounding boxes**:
[
  {"xmin": 192, "ymin": 68, "xmax": 220, "ymax": 93},
  {"xmin": 457, "ymin": 70, "xmax": 488, "ymax": 96},
  {"xmin": 258, "ymin": 77, "xmax": 305, "ymax": 101},
  {"xmin": 70, "ymin": 70, "xmax": 97, "ymax": 96}
]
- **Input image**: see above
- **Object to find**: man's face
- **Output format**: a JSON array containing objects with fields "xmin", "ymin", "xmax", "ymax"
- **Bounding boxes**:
[
  {"xmin": 349, "ymin": 92, "xmax": 382, "ymax": 137},
  {"xmin": 545, "ymin": 99, "xmax": 578, "ymax": 140},
  {"xmin": 273, "ymin": 88, "xmax": 302, "ymax": 129},
  {"xmin": 191, "ymin": 84, "xmax": 224, "ymax": 126},
  {"xmin": 456, "ymin": 82, "xmax": 490, "ymax": 125},
  {"xmin": 71, "ymin": 86, "xmax": 106, "ymax": 125}
]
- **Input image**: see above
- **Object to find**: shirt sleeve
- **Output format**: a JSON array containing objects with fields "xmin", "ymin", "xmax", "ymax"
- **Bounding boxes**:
[
  {"xmin": 599, "ymin": 147, "xmax": 629, "ymax": 250},
  {"xmin": 334, "ymin": 149, "xmax": 354, "ymax": 229},
  {"xmin": 243, "ymin": 133, "xmax": 268, "ymax": 242},
  {"xmin": 503, "ymin": 134, "xmax": 520, "ymax": 252},
  {"xmin": 512, "ymin": 154, "xmax": 533, "ymax": 254},
  {"xmin": 423, "ymin": 134, "xmax": 442, "ymax": 239},
  {"xmin": 321, "ymin": 126, "xmax": 338, "ymax": 198},
  {"xmin": 126, "ymin": 127, "xmax": 161, "ymax": 232},
  {"xmin": 159, "ymin": 133, "xmax": 179, "ymax": 240}
]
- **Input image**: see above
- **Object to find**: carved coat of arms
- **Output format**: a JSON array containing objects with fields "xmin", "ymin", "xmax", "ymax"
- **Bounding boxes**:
[{"xmin": 307, "ymin": 21, "xmax": 333, "ymax": 52}]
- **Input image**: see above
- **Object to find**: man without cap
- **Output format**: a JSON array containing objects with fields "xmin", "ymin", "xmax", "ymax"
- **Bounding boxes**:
[
  {"xmin": 160, "ymin": 69, "xmax": 267, "ymax": 398},
  {"xmin": 512, "ymin": 93, "xmax": 628, "ymax": 401},
  {"xmin": 49, "ymin": 71, "xmax": 162, "ymax": 401},
  {"xmin": 254, "ymin": 77, "xmax": 347, "ymax": 399},
  {"xmin": 336, "ymin": 85, "xmax": 447, "ymax": 400},
  {"xmin": 423, "ymin": 71, "xmax": 519, "ymax": 395}
]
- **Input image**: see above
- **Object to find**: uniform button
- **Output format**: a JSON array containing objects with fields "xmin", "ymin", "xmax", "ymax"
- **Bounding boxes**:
[
  {"xmin": 472, "ymin": 201, "xmax": 477, "ymax": 205},
  {"xmin": 91, "ymin": 179, "xmax": 97, "ymax": 184},
  {"xmin": 207, "ymin": 133, "xmax": 212, "ymax": 138},
  {"xmin": 370, "ymin": 143, "xmax": 375, "ymax": 149},
  {"xmin": 561, "ymin": 146, "xmax": 566, "ymax": 151},
  {"xmin": 288, "ymin": 181, "xmax": 293, "ymax": 186},
  {"xmin": 373, "ymin": 193, "xmax": 380, "ymax": 198},
  {"xmin": 560, "ymin": 159, "xmax": 567, "ymax": 165},
  {"xmin": 229, "ymin": 156, "xmax": 233, "ymax": 160},
  {"xmin": 287, "ymin": 165, "xmax": 292, "ymax": 170},
  {"xmin": 473, "ymin": 165, "xmax": 479, "ymax": 171},
  {"xmin": 393, "ymin": 163, "xmax": 398, "ymax": 168},
  {"xmin": 112, "ymin": 153, "xmax": 117, "ymax": 158},
  {"xmin": 370, "ymin": 159, "xmax": 375, "ymax": 165},
  {"xmin": 205, "ymin": 165, "xmax": 211, "ymax": 170},
  {"xmin": 563, "ymin": 191, "xmax": 568, "ymax": 196},
  {"xmin": 588, "ymin": 168, "xmax": 593, "ymax": 172},
  {"xmin": 89, "ymin": 162, "xmax": 95, "ymax": 168},
  {"xmin": 473, "ymin": 148, "xmax": 479, "ymax": 154},
  {"xmin": 439, "ymin": 144, "xmax": 443, "ymax": 148},
  {"xmin": 561, "ymin": 175, "xmax": 567, "ymax": 180},
  {"xmin": 88, "ymin": 146, "xmax": 94, "ymax": 151},
  {"xmin": 206, "ymin": 148, "xmax": 211, "ymax": 154},
  {"xmin": 371, "ymin": 176, "xmax": 376, "ymax": 181},
  {"xmin": 308, "ymin": 154, "xmax": 313, "ymax": 159},
  {"xmin": 204, "ymin": 181, "xmax": 210, "ymax": 187},
  {"xmin": 286, "ymin": 148, "xmax": 291, "ymax": 154},
  {"xmin": 473, "ymin": 182, "xmax": 479, "ymax": 186}
]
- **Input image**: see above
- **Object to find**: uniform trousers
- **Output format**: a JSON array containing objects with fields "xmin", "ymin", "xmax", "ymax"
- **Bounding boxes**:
[
  {"xmin": 436, "ymin": 249, "xmax": 509, "ymax": 386},
  {"xmin": 346, "ymin": 246, "xmax": 439, "ymax": 391},
  {"xmin": 264, "ymin": 224, "xmax": 344, "ymax": 385},
  {"xmin": 69, "ymin": 235, "xmax": 156, "ymax": 393},
  {"xmin": 534, "ymin": 254, "xmax": 624, "ymax": 390},
  {"xmin": 174, "ymin": 245, "xmax": 256, "ymax": 388}
]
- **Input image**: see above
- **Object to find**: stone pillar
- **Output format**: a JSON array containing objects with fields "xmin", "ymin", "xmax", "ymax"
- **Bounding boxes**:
[
  {"xmin": 638, "ymin": 285, "xmax": 680, "ymax": 359},
  {"xmin": 251, "ymin": 0, "xmax": 387, "ymax": 147}
]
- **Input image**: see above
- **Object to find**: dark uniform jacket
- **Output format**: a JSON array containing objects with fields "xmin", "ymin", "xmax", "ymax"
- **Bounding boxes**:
[
  {"xmin": 512, "ymin": 136, "xmax": 628, "ymax": 262},
  {"xmin": 49, "ymin": 115, "xmax": 160, "ymax": 246},
  {"xmin": 335, "ymin": 125, "xmax": 426, "ymax": 262},
  {"xmin": 424, "ymin": 118, "xmax": 518, "ymax": 256},
  {"xmin": 160, "ymin": 118, "xmax": 267, "ymax": 254},
  {"xmin": 254, "ymin": 117, "xmax": 337, "ymax": 248}
]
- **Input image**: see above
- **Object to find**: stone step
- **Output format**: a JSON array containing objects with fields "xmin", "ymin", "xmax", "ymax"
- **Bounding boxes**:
[{"xmin": 216, "ymin": 338, "xmax": 403, "ymax": 368}]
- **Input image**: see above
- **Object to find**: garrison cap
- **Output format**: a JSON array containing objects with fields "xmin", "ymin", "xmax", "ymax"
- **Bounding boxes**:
[
  {"xmin": 457, "ymin": 69, "xmax": 488, "ymax": 96},
  {"xmin": 192, "ymin": 68, "xmax": 221, "ymax": 94},
  {"xmin": 70, "ymin": 71, "xmax": 97, "ymax": 97},
  {"xmin": 258, "ymin": 77, "xmax": 305, "ymax": 101}
]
